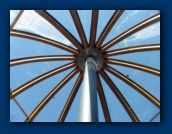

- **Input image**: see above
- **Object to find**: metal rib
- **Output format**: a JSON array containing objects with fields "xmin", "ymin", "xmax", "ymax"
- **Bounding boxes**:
[
  {"xmin": 10, "ymin": 30, "xmax": 78, "ymax": 55},
  {"xmin": 10, "ymin": 62, "xmax": 77, "ymax": 99},
  {"xmin": 11, "ymin": 89, "xmax": 28, "ymax": 118},
  {"xmin": 89, "ymin": 10, "xmax": 99, "ymax": 48},
  {"xmin": 10, "ymin": 55, "xmax": 76, "ymax": 67},
  {"xmin": 101, "ymin": 13, "xmax": 160, "ymax": 52},
  {"xmin": 35, "ymin": 10, "xmax": 83, "ymax": 51},
  {"xmin": 25, "ymin": 67, "xmax": 80, "ymax": 122},
  {"xmin": 149, "ymin": 111, "xmax": 160, "ymax": 122},
  {"xmin": 103, "ymin": 64, "xmax": 160, "ymax": 108},
  {"xmin": 58, "ymin": 71, "xmax": 83, "ymax": 122},
  {"xmin": 104, "ymin": 44, "xmax": 160, "ymax": 57},
  {"xmin": 96, "ymin": 73, "xmax": 111, "ymax": 122},
  {"xmin": 99, "ymin": 69, "xmax": 140, "ymax": 122},
  {"xmin": 104, "ymin": 58, "xmax": 160, "ymax": 76},
  {"xmin": 96, "ymin": 10, "xmax": 124, "ymax": 49},
  {"xmin": 70, "ymin": 10, "xmax": 88, "ymax": 48},
  {"xmin": 10, "ymin": 10, "xmax": 24, "ymax": 31}
]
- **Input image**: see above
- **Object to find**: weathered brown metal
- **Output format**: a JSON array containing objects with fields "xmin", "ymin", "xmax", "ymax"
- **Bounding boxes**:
[
  {"xmin": 104, "ymin": 58, "xmax": 160, "ymax": 76},
  {"xmin": 58, "ymin": 72, "xmax": 83, "ymax": 122},
  {"xmin": 10, "ymin": 10, "xmax": 160, "ymax": 122},
  {"xmin": 25, "ymin": 67, "xmax": 80, "ymax": 122},
  {"xmin": 104, "ymin": 44, "xmax": 160, "ymax": 57},
  {"xmin": 10, "ymin": 10, "xmax": 24, "ymax": 31},
  {"xmin": 35, "ymin": 10, "xmax": 83, "ymax": 51},
  {"xmin": 96, "ymin": 73, "xmax": 111, "ymax": 122},
  {"xmin": 10, "ymin": 30, "xmax": 79, "ymax": 55},
  {"xmin": 103, "ymin": 64, "xmax": 160, "ymax": 108},
  {"xmin": 10, "ymin": 55, "xmax": 76, "ymax": 66},
  {"xmin": 99, "ymin": 69, "xmax": 140, "ymax": 122},
  {"xmin": 96, "ymin": 10, "xmax": 124, "ymax": 49},
  {"xmin": 70, "ymin": 10, "xmax": 88, "ymax": 48},
  {"xmin": 101, "ymin": 13, "xmax": 160, "ymax": 52},
  {"xmin": 89, "ymin": 10, "xmax": 99, "ymax": 48},
  {"xmin": 10, "ymin": 62, "xmax": 77, "ymax": 99}
]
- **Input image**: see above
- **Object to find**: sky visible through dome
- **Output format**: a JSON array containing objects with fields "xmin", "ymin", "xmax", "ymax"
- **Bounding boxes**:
[{"xmin": 10, "ymin": 10, "xmax": 160, "ymax": 122}]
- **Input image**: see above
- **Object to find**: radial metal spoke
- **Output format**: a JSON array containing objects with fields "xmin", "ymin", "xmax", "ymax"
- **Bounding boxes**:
[
  {"xmin": 10, "ymin": 10, "xmax": 24, "ymax": 31},
  {"xmin": 10, "ymin": 30, "xmax": 78, "ymax": 55},
  {"xmin": 104, "ymin": 58, "xmax": 160, "ymax": 76},
  {"xmin": 70, "ymin": 10, "xmax": 88, "ymax": 48},
  {"xmin": 58, "ymin": 71, "xmax": 83, "ymax": 122},
  {"xmin": 96, "ymin": 73, "xmax": 111, "ymax": 122},
  {"xmin": 89, "ymin": 10, "xmax": 99, "ymax": 48},
  {"xmin": 35, "ymin": 10, "xmax": 83, "ymax": 51},
  {"xmin": 101, "ymin": 13, "xmax": 160, "ymax": 52},
  {"xmin": 149, "ymin": 111, "xmax": 160, "ymax": 122},
  {"xmin": 104, "ymin": 44, "xmax": 160, "ymax": 57},
  {"xmin": 10, "ymin": 55, "xmax": 76, "ymax": 67},
  {"xmin": 99, "ymin": 69, "xmax": 139, "ymax": 122},
  {"xmin": 10, "ymin": 89, "xmax": 28, "ymax": 118},
  {"xmin": 10, "ymin": 62, "xmax": 77, "ymax": 99},
  {"xmin": 25, "ymin": 67, "xmax": 80, "ymax": 122},
  {"xmin": 96, "ymin": 10, "xmax": 124, "ymax": 49},
  {"xmin": 103, "ymin": 64, "xmax": 160, "ymax": 108}
]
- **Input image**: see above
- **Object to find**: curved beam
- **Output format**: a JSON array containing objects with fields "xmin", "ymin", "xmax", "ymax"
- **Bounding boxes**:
[
  {"xmin": 25, "ymin": 67, "xmax": 80, "ymax": 122},
  {"xmin": 10, "ymin": 30, "xmax": 79, "ymax": 55},
  {"xmin": 104, "ymin": 44, "xmax": 160, "ymax": 57},
  {"xmin": 96, "ymin": 10, "xmax": 124, "ymax": 49},
  {"xmin": 10, "ymin": 10, "xmax": 24, "ymax": 31},
  {"xmin": 104, "ymin": 58, "xmax": 160, "ymax": 76},
  {"xmin": 58, "ymin": 71, "xmax": 83, "ymax": 122},
  {"xmin": 103, "ymin": 64, "xmax": 160, "ymax": 108},
  {"xmin": 89, "ymin": 10, "xmax": 99, "ymax": 48},
  {"xmin": 70, "ymin": 10, "xmax": 88, "ymax": 48},
  {"xmin": 10, "ymin": 55, "xmax": 76, "ymax": 67},
  {"xmin": 101, "ymin": 13, "xmax": 160, "ymax": 52},
  {"xmin": 10, "ymin": 62, "xmax": 77, "ymax": 99},
  {"xmin": 35, "ymin": 10, "xmax": 83, "ymax": 51},
  {"xmin": 99, "ymin": 69, "xmax": 140, "ymax": 122},
  {"xmin": 96, "ymin": 73, "xmax": 111, "ymax": 122}
]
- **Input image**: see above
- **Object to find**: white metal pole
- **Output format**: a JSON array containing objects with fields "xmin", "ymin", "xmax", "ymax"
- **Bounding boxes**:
[{"xmin": 78, "ymin": 57, "xmax": 98, "ymax": 122}]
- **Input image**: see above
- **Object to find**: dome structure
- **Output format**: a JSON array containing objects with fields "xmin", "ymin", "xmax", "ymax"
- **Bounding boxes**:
[{"xmin": 10, "ymin": 10, "xmax": 160, "ymax": 122}]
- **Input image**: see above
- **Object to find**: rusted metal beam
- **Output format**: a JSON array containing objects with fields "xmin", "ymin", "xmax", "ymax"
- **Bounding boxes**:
[
  {"xmin": 25, "ymin": 68, "xmax": 80, "ymax": 122},
  {"xmin": 99, "ymin": 69, "xmax": 140, "ymax": 122},
  {"xmin": 89, "ymin": 10, "xmax": 99, "ymax": 48},
  {"xmin": 104, "ymin": 44, "xmax": 160, "ymax": 57},
  {"xmin": 35, "ymin": 10, "xmax": 83, "ymax": 51},
  {"xmin": 104, "ymin": 58, "xmax": 160, "ymax": 76},
  {"xmin": 10, "ymin": 30, "xmax": 79, "ymax": 55},
  {"xmin": 10, "ymin": 10, "xmax": 24, "ymax": 31},
  {"xmin": 10, "ymin": 62, "xmax": 77, "ymax": 99},
  {"xmin": 101, "ymin": 13, "xmax": 160, "ymax": 52},
  {"xmin": 70, "ymin": 10, "xmax": 88, "ymax": 48},
  {"xmin": 58, "ymin": 72, "xmax": 83, "ymax": 122},
  {"xmin": 103, "ymin": 64, "xmax": 160, "ymax": 108},
  {"xmin": 96, "ymin": 10, "xmax": 124, "ymax": 49},
  {"xmin": 10, "ymin": 55, "xmax": 76, "ymax": 66},
  {"xmin": 96, "ymin": 73, "xmax": 111, "ymax": 122}
]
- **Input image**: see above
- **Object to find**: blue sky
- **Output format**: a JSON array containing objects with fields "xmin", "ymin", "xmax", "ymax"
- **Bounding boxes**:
[{"xmin": 10, "ymin": 10, "xmax": 160, "ymax": 122}]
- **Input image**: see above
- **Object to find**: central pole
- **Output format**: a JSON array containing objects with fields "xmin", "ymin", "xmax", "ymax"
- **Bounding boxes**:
[{"xmin": 78, "ymin": 57, "xmax": 98, "ymax": 122}]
